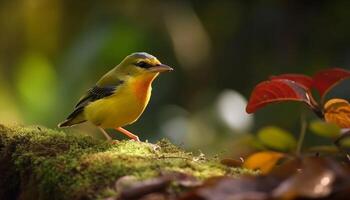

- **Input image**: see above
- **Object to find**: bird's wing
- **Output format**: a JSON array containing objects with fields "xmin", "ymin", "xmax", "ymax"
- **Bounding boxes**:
[
  {"xmin": 58, "ymin": 82, "xmax": 124, "ymax": 127},
  {"xmin": 59, "ymin": 76, "xmax": 124, "ymax": 127},
  {"xmin": 63, "ymin": 83, "xmax": 123, "ymax": 122},
  {"xmin": 75, "ymin": 82, "xmax": 123, "ymax": 109}
]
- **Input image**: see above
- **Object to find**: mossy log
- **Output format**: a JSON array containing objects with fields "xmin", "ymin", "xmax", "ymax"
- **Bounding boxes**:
[{"xmin": 0, "ymin": 124, "xmax": 249, "ymax": 200}]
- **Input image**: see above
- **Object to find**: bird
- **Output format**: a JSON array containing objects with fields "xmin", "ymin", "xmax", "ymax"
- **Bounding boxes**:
[{"xmin": 58, "ymin": 52, "xmax": 173, "ymax": 141}]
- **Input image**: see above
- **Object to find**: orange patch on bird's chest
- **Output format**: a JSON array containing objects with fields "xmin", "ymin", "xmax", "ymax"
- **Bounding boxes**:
[{"xmin": 132, "ymin": 74, "xmax": 157, "ymax": 102}]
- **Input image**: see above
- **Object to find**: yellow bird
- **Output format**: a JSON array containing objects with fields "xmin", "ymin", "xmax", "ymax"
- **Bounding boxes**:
[{"xmin": 58, "ymin": 52, "xmax": 173, "ymax": 141}]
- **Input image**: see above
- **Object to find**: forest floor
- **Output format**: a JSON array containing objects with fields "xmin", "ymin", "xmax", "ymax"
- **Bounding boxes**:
[{"xmin": 0, "ymin": 124, "xmax": 250, "ymax": 200}]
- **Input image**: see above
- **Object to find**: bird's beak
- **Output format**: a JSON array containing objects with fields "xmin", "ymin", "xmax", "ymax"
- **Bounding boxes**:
[{"xmin": 149, "ymin": 64, "xmax": 174, "ymax": 73}]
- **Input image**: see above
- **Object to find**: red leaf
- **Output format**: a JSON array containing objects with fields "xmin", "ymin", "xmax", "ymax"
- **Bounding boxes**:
[
  {"xmin": 270, "ymin": 74, "xmax": 313, "ymax": 90},
  {"xmin": 246, "ymin": 79, "xmax": 311, "ymax": 113},
  {"xmin": 313, "ymin": 68, "xmax": 350, "ymax": 98}
]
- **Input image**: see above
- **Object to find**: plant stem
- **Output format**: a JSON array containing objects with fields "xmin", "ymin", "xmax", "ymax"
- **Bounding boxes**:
[{"xmin": 296, "ymin": 113, "xmax": 307, "ymax": 156}]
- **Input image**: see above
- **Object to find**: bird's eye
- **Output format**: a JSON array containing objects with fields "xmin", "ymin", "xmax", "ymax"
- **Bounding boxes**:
[{"xmin": 136, "ymin": 61, "xmax": 150, "ymax": 68}]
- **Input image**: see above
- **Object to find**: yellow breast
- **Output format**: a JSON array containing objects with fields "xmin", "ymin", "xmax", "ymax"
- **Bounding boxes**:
[{"xmin": 84, "ymin": 73, "xmax": 158, "ymax": 128}]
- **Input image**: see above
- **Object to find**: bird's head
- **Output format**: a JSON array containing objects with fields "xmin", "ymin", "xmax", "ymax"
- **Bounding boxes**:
[{"xmin": 117, "ymin": 52, "xmax": 173, "ymax": 77}]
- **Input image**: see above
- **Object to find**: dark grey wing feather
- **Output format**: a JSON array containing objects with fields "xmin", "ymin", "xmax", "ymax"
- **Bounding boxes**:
[
  {"xmin": 65, "ymin": 83, "xmax": 123, "ymax": 120},
  {"xmin": 75, "ymin": 85, "xmax": 118, "ymax": 109},
  {"xmin": 59, "ymin": 81, "xmax": 124, "ymax": 127}
]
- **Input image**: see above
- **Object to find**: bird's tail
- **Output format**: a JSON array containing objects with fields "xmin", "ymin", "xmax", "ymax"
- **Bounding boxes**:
[
  {"xmin": 58, "ymin": 120, "xmax": 71, "ymax": 128},
  {"xmin": 58, "ymin": 119, "xmax": 82, "ymax": 127},
  {"xmin": 58, "ymin": 107, "xmax": 86, "ymax": 128}
]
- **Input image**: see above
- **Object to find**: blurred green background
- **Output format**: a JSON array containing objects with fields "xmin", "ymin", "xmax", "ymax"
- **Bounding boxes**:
[{"xmin": 1, "ymin": 0, "xmax": 350, "ymax": 155}]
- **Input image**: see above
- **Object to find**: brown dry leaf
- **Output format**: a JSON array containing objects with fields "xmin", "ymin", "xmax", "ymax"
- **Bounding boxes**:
[
  {"xmin": 118, "ymin": 176, "xmax": 172, "ymax": 200},
  {"xmin": 243, "ymin": 151, "xmax": 285, "ymax": 174},
  {"xmin": 115, "ymin": 176, "xmax": 139, "ymax": 193},
  {"xmin": 272, "ymin": 157, "xmax": 335, "ymax": 199},
  {"xmin": 324, "ymin": 98, "xmax": 350, "ymax": 128},
  {"xmin": 221, "ymin": 158, "xmax": 244, "ymax": 167},
  {"xmin": 139, "ymin": 193, "xmax": 168, "ymax": 200},
  {"xmin": 269, "ymin": 158, "xmax": 301, "ymax": 180},
  {"xmin": 182, "ymin": 157, "xmax": 350, "ymax": 200},
  {"xmin": 115, "ymin": 172, "xmax": 200, "ymax": 200},
  {"xmin": 180, "ymin": 176, "xmax": 276, "ymax": 200}
]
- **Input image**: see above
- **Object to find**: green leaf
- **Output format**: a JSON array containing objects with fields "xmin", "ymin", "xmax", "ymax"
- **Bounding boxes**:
[
  {"xmin": 307, "ymin": 145, "xmax": 339, "ymax": 154},
  {"xmin": 339, "ymin": 137, "xmax": 350, "ymax": 148},
  {"xmin": 257, "ymin": 126, "xmax": 297, "ymax": 151},
  {"xmin": 309, "ymin": 120, "xmax": 340, "ymax": 138},
  {"xmin": 335, "ymin": 133, "xmax": 350, "ymax": 151}
]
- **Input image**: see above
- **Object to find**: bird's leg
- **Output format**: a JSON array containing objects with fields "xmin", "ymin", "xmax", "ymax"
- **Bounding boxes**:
[
  {"xmin": 98, "ymin": 127, "xmax": 112, "ymax": 140},
  {"xmin": 115, "ymin": 127, "xmax": 140, "ymax": 141}
]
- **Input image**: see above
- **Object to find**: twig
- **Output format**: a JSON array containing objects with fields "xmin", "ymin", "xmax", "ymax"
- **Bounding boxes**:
[
  {"xmin": 156, "ymin": 155, "xmax": 193, "ymax": 161},
  {"xmin": 296, "ymin": 112, "xmax": 307, "ymax": 156}
]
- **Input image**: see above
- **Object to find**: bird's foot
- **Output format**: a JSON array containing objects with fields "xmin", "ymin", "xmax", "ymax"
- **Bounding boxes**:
[
  {"xmin": 99, "ymin": 127, "xmax": 112, "ymax": 140},
  {"xmin": 115, "ymin": 127, "xmax": 140, "ymax": 142},
  {"xmin": 131, "ymin": 136, "xmax": 140, "ymax": 142}
]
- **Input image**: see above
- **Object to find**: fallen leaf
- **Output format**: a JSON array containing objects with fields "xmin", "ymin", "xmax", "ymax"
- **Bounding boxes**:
[
  {"xmin": 243, "ymin": 151, "xmax": 285, "ymax": 174},
  {"xmin": 115, "ymin": 176, "xmax": 139, "ymax": 193},
  {"xmin": 119, "ymin": 176, "xmax": 172, "ymax": 200},
  {"xmin": 269, "ymin": 158, "xmax": 301, "ymax": 180},
  {"xmin": 116, "ymin": 172, "xmax": 200, "ymax": 200},
  {"xmin": 313, "ymin": 68, "xmax": 350, "ymax": 98},
  {"xmin": 272, "ymin": 158, "xmax": 335, "ymax": 199},
  {"xmin": 324, "ymin": 98, "xmax": 350, "ymax": 128},
  {"xmin": 180, "ymin": 176, "xmax": 275, "ymax": 200},
  {"xmin": 139, "ymin": 193, "xmax": 167, "ymax": 200},
  {"xmin": 246, "ymin": 79, "xmax": 312, "ymax": 113},
  {"xmin": 182, "ymin": 157, "xmax": 350, "ymax": 200},
  {"xmin": 220, "ymin": 158, "xmax": 244, "ymax": 167}
]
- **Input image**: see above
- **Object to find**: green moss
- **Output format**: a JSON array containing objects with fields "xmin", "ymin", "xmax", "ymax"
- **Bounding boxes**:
[{"xmin": 0, "ymin": 124, "xmax": 250, "ymax": 200}]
